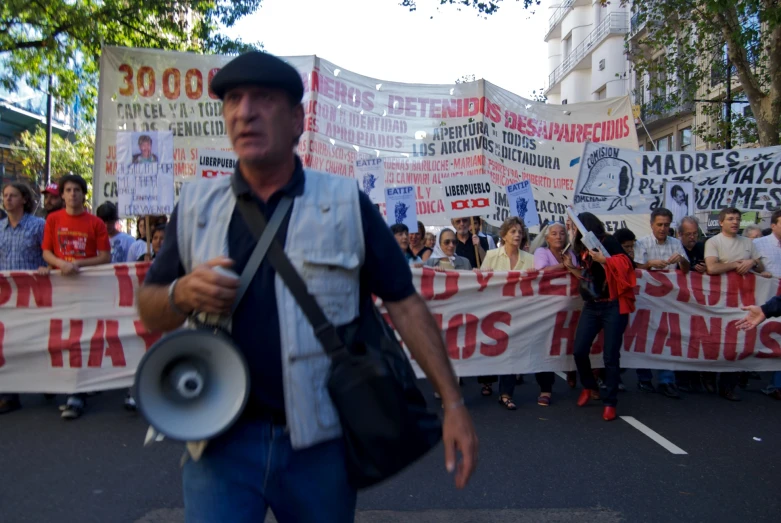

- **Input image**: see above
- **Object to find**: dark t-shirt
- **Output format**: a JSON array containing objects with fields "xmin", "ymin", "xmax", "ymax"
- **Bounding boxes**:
[
  {"xmin": 144, "ymin": 158, "xmax": 416, "ymax": 422},
  {"xmin": 455, "ymin": 235, "xmax": 490, "ymax": 268},
  {"xmin": 577, "ymin": 235, "xmax": 628, "ymax": 302},
  {"xmin": 684, "ymin": 241, "xmax": 705, "ymax": 267}
]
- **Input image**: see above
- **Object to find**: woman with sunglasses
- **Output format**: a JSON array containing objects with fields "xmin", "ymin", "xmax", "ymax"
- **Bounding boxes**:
[
  {"xmin": 561, "ymin": 213, "xmax": 636, "ymax": 421},
  {"xmin": 424, "ymin": 228, "xmax": 472, "ymax": 271},
  {"xmin": 479, "ymin": 217, "xmax": 535, "ymax": 409}
]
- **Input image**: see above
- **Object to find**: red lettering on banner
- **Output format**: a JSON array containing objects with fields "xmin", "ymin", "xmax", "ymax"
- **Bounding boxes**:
[
  {"xmin": 0, "ymin": 276, "xmax": 10, "ymax": 305},
  {"xmin": 5, "ymin": 273, "xmax": 52, "ymax": 307},
  {"xmin": 757, "ymin": 322, "xmax": 781, "ymax": 358},
  {"xmin": 88, "ymin": 320, "xmax": 126, "ymax": 367},
  {"xmin": 624, "ymin": 309, "xmax": 651, "ymax": 353},
  {"xmin": 675, "ymin": 272, "xmax": 690, "ymax": 303},
  {"xmin": 136, "ymin": 262, "xmax": 151, "ymax": 285},
  {"xmin": 690, "ymin": 272, "xmax": 721, "ymax": 306},
  {"xmin": 550, "ymin": 311, "xmax": 580, "ymax": 356},
  {"xmin": 723, "ymin": 320, "xmax": 756, "ymax": 361},
  {"xmin": 539, "ymin": 271, "xmax": 568, "ymax": 296},
  {"xmin": 687, "ymin": 316, "xmax": 721, "ymax": 360},
  {"xmin": 651, "ymin": 312, "xmax": 682, "ymax": 357},
  {"xmin": 725, "ymin": 272, "xmax": 756, "ymax": 308},
  {"xmin": 445, "ymin": 314, "xmax": 479, "ymax": 359},
  {"xmin": 0, "ymin": 321, "xmax": 4, "ymax": 367},
  {"xmin": 480, "ymin": 311, "xmax": 511, "ymax": 356},
  {"xmin": 475, "ymin": 271, "xmax": 493, "ymax": 292},
  {"xmin": 420, "ymin": 269, "xmax": 459, "ymax": 300},
  {"xmin": 134, "ymin": 321, "xmax": 163, "ymax": 351},
  {"xmin": 501, "ymin": 271, "xmax": 534, "ymax": 297},
  {"xmin": 115, "ymin": 265, "xmax": 134, "ymax": 307},
  {"xmin": 644, "ymin": 272, "xmax": 673, "ymax": 298},
  {"xmin": 48, "ymin": 319, "xmax": 83, "ymax": 368}
]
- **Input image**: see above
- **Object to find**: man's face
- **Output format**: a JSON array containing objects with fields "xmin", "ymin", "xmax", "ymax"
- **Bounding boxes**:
[
  {"xmin": 394, "ymin": 230, "xmax": 409, "ymax": 251},
  {"xmin": 673, "ymin": 189, "xmax": 685, "ymax": 205},
  {"xmin": 452, "ymin": 217, "xmax": 470, "ymax": 235},
  {"xmin": 720, "ymin": 213, "xmax": 740, "ymax": 235},
  {"xmin": 224, "ymin": 86, "xmax": 303, "ymax": 166},
  {"xmin": 651, "ymin": 215, "xmax": 672, "ymax": 242},
  {"xmin": 621, "ymin": 240, "xmax": 635, "ymax": 260},
  {"xmin": 140, "ymin": 140, "xmax": 152, "ymax": 157},
  {"xmin": 44, "ymin": 192, "xmax": 63, "ymax": 212},
  {"xmin": 2, "ymin": 187, "xmax": 24, "ymax": 213},
  {"xmin": 62, "ymin": 182, "xmax": 85, "ymax": 211},
  {"xmin": 678, "ymin": 221, "xmax": 699, "ymax": 249},
  {"xmin": 745, "ymin": 228, "xmax": 762, "ymax": 239},
  {"xmin": 772, "ymin": 217, "xmax": 781, "ymax": 240}
]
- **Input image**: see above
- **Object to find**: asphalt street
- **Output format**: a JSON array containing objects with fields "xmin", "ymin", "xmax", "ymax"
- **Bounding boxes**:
[{"xmin": 2, "ymin": 372, "xmax": 780, "ymax": 523}]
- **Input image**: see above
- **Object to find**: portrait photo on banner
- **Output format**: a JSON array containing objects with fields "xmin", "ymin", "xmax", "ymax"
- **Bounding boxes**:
[{"xmin": 664, "ymin": 181, "xmax": 693, "ymax": 227}]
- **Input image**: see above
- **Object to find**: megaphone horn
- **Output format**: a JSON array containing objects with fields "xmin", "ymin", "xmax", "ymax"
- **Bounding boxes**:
[{"xmin": 134, "ymin": 328, "xmax": 249, "ymax": 442}]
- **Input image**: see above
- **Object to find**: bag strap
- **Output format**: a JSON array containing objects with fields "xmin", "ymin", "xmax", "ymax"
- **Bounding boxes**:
[
  {"xmin": 231, "ymin": 194, "xmax": 293, "ymax": 315},
  {"xmin": 235, "ymin": 197, "xmax": 345, "ymax": 355}
]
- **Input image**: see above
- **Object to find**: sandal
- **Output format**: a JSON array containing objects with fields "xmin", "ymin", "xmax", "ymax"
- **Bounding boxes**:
[
  {"xmin": 498, "ymin": 396, "xmax": 517, "ymax": 410},
  {"xmin": 537, "ymin": 394, "xmax": 551, "ymax": 407},
  {"xmin": 481, "ymin": 384, "xmax": 493, "ymax": 396}
]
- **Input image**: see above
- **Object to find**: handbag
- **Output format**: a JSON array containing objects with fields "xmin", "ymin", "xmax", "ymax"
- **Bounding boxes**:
[{"xmin": 235, "ymin": 195, "xmax": 442, "ymax": 489}]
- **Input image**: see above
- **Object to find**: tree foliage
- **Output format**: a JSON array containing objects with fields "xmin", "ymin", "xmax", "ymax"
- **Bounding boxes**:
[
  {"xmin": 629, "ymin": 0, "xmax": 781, "ymax": 147},
  {"xmin": 400, "ymin": 0, "xmax": 539, "ymax": 17},
  {"xmin": 0, "ymin": 0, "xmax": 262, "ymax": 121},
  {"xmin": 7, "ymin": 128, "xmax": 94, "ymax": 186}
]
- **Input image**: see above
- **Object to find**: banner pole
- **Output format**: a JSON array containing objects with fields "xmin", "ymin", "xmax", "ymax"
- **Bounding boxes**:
[{"xmin": 470, "ymin": 217, "xmax": 481, "ymax": 268}]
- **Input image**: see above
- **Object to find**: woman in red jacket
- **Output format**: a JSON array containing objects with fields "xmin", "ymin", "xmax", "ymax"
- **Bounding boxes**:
[{"xmin": 562, "ymin": 213, "xmax": 636, "ymax": 421}]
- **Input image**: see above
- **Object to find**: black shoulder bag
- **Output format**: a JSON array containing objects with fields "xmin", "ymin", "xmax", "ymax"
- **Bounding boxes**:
[{"xmin": 235, "ymin": 195, "xmax": 441, "ymax": 490}]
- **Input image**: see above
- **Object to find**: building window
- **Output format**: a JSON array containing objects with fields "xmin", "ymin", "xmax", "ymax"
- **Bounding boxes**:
[
  {"xmin": 680, "ymin": 128, "xmax": 692, "ymax": 151},
  {"xmin": 655, "ymin": 135, "xmax": 671, "ymax": 152}
]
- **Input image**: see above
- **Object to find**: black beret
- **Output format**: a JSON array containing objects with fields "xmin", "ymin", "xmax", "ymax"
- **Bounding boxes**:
[{"xmin": 211, "ymin": 51, "xmax": 304, "ymax": 103}]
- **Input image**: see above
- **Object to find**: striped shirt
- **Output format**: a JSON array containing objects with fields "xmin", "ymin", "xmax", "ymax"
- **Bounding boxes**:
[
  {"xmin": 0, "ymin": 213, "xmax": 46, "ymax": 270},
  {"xmin": 754, "ymin": 234, "xmax": 781, "ymax": 277},
  {"xmin": 634, "ymin": 235, "xmax": 687, "ymax": 270}
]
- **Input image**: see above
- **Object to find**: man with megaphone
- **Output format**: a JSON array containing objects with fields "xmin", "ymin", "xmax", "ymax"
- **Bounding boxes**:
[{"xmin": 137, "ymin": 51, "xmax": 477, "ymax": 523}]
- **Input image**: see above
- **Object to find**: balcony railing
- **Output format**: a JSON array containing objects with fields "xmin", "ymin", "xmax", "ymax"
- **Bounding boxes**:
[
  {"xmin": 639, "ymin": 92, "xmax": 695, "ymax": 124},
  {"xmin": 546, "ymin": 0, "xmax": 575, "ymax": 39},
  {"xmin": 630, "ymin": 13, "xmax": 645, "ymax": 35},
  {"xmin": 546, "ymin": 12, "xmax": 630, "ymax": 93}
]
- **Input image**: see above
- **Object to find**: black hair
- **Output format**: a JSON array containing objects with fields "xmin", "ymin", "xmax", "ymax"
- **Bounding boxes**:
[
  {"xmin": 574, "ymin": 212, "xmax": 606, "ymax": 255},
  {"xmin": 671, "ymin": 184, "xmax": 684, "ymax": 196},
  {"xmin": 614, "ymin": 228, "xmax": 636, "ymax": 244},
  {"xmin": 58, "ymin": 174, "xmax": 88, "ymax": 197},
  {"xmin": 96, "ymin": 201, "xmax": 119, "ymax": 222},
  {"xmin": 651, "ymin": 207, "xmax": 673, "ymax": 222},
  {"xmin": 390, "ymin": 223, "xmax": 409, "ymax": 235}
]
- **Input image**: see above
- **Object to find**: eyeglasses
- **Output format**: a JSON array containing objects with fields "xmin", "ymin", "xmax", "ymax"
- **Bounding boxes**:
[{"xmin": 441, "ymin": 239, "xmax": 457, "ymax": 245}]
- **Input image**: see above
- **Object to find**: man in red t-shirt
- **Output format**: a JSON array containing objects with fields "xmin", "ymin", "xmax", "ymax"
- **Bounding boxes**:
[{"xmin": 41, "ymin": 174, "xmax": 111, "ymax": 420}]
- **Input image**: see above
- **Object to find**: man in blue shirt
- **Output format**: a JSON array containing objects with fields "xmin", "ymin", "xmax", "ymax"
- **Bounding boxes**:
[{"xmin": 0, "ymin": 182, "xmax": 46, "ymax": 414}]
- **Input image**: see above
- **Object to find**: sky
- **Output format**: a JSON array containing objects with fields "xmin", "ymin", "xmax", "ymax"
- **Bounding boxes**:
[{"xmin": 225, "ymin": 0, "xmax": 550, "ymax": 98}]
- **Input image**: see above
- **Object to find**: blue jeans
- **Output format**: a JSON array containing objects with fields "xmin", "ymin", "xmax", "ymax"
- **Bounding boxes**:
[
  {"xmin": 573, "ymin": 300, "xmax": 628, "ymax": 407},
  {"xmin": 183, "ymin": 418, "xmax": 356, "ymax": 523},
  {"xmin": 636, "ymin": 369, "xmax": 676, "ymax": 384},
  {"xmin": 772, "ymin": 372, "xmax": 781, "ymax": 389}
]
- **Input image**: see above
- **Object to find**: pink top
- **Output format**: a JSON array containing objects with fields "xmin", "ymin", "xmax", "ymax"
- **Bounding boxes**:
[{"xmin": 533, "ymin": 247, "xmax": 577, "ymax": 270}]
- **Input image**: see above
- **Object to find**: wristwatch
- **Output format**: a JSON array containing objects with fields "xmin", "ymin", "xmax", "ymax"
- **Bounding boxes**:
[{"xmin": 168, "ymin": 279, "xmax": 190, "ymax": 316}]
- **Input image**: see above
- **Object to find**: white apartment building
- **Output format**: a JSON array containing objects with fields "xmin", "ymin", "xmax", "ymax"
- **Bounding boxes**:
[{"xmin": 544, "ymin": 0, "xmax": 631, "ymax": 105}]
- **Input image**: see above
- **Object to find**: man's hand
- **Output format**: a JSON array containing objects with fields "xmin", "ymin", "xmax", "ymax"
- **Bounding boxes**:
[
  {"xmin": 694, "ymin": 262, "xmax": 707, "ymax": 274},
  {"xmin": 60, "ymin": 262, "xmax": 80, "ymax": 276},
  {"xmin": 735, "ymin": 259, "xmax": 756, "ymax": 275},
  {"xmin": 667, "ymin": 254, "xmax": 683, "ymax": 266},
  {"xmin": 737, "ymin": 305, "xmax": 767, "ymax": 331},
  {"xmin": 442, "ymin": 403, "xmax": 478, "ymax": 489},
  {"xmin": 174, "ymin": 257, "xmax": 239, "ymax": 315},
  {"xmin": 471, "ymin": 234, "xmax": 480, "ymax": 247},
  {"xmin": 647, "ymin": 259, "xmax": 668, "ymax": 270},
  {"xmin": 37, "ymin": 266, "xmax": 51, "ymax": 276},
  {"xmin": 759, "ymin": 271, "xmax": 772, "ymax": 279}
]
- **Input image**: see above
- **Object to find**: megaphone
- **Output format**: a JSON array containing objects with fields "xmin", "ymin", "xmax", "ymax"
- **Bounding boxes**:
[{"xmin": 134, "ymin": 328, "xmax": 249, "ymax": 441}]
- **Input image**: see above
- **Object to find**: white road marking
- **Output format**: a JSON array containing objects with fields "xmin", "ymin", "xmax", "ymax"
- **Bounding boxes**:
[
  {"xmin": 620, "ymin": 416, "xmax": 688, "ymax": 455},
  {"xmin": 555, "ymin": 371, "xmax": 567, "ymax": 380}
]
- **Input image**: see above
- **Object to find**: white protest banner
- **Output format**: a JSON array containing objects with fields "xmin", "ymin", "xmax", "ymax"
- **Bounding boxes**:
[
  {"xmin": 573, "ymin": 142, "xmax": 781, "ymax": 216},
  {"xmin": 94, "ymin": 48, "xmax": 639, "ymax": 232},
  {"xmin": 2, "ymin": 266, "xmax": 780, "ymax": 392},
  {"xmin": 385, "ymin": 186, "xmax": 417, "ymax": 230},
  {"xmin": 355, "ymin": 158, "xmax": 386, "ymax": 204},
  {"xmin": 442, "ymin": 175, "xmax": 492, "ymax": 219},
  {"xmin": 505, "ymin": 180, "xmax": 540, "ymax": 227},
  {"xmin": 197, "ymin": 149, "xmax": 237, "ymax": 179},
  {"xmin": 115, "ymin": 131, "xmax": 174, "ymax": 217}
]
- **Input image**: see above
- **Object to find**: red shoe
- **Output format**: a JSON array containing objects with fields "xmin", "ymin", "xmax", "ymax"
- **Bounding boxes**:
[
  {"xmin": 603, "ymin": 406, "xmax": 617, "ymax": 421},
  {"xmin": 577, "ymin": 389, "xmax": 597, "ymax": 407}
]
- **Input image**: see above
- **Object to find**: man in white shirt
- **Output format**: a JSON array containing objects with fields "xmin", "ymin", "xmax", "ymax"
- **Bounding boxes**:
[
  {"xmin": 634, "ymin": 208, "xmax": 689, "ymax": 399},
  {"xmin": 704, "ymin": 207, "xmax": 767, "ymax": 402},
  {"xmin": 753, "ymin": 209, "xmax": 781, "ymax": 399}
]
